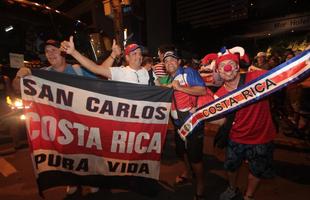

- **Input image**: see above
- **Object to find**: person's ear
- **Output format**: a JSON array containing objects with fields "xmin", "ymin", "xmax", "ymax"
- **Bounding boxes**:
[{"xmin": 125, "ymin": 55, "xmax": 129, "ymax": 62}]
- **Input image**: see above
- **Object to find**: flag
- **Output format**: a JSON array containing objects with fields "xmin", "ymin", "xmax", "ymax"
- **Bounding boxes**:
[{"xmin": 21, "ymin": 70, "xmax": 172, "ymax": 196}]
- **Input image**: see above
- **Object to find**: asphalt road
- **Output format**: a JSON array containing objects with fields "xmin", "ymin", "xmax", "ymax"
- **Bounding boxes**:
[{"xmin": 0, "ymin": 132, "xmax": 310, "ymax": 200}]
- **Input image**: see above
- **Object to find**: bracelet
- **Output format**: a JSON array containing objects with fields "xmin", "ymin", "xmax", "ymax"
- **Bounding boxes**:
[{"xmin": 110, "ymin": 55, "xmax": 116, "ymax": 60}]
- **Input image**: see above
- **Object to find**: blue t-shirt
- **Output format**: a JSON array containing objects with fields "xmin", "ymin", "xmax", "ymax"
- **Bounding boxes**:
[
  {"xmin": 44, "ymin": 64, "xmax": 97, "ymax": 78},
  {"xmin": 173, "ymin": 67, "xmax": 205, "ymax": 87}
]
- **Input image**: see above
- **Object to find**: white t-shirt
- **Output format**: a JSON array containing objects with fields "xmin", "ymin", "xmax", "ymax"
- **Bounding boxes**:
[{"xmin": 110, "ymin": 66, "xmax": 150, "ymax": 85}]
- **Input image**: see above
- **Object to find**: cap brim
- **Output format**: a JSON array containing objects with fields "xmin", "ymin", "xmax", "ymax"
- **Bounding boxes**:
[{"xmin": 163, "ymin": 55, "xmax": 179, "ymax": 61}]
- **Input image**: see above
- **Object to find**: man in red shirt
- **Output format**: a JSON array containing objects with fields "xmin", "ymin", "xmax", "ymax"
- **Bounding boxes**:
[
  {"xmin": 163, "ymin": 50, "xmax": 212, "ymax": 200},
  {"xmin": 215, "ymin": 51, "xmax": 276, "ymax": 200}
]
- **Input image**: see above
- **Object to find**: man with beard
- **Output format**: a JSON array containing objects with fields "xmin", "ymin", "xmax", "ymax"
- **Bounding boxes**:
[{"xmin": 214, "ymin": 50, "xmax": 276, "ymax": 200}]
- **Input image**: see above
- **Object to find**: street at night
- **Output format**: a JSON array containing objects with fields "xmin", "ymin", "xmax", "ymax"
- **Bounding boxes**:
[
  {"xmin": 1, "ymin": 129, "xmax": 310, "ymax": 200},
  {"xmin": 1, "ymin": 1, "xmax": 310, "ymax": 200}
]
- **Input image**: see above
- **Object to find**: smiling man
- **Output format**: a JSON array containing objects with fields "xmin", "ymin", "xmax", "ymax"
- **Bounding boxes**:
[
  {"xmin": 163, "ymin": 50, "xmax": 208, "ymax": 200},
  {"xmin": 13, "ymin": 39, "xmax": 96, "ymax": 92},
  {"xmin": 61, "ymin": 36, "xmax": 158, "ymax": 86},
  {"xmin": 215, "ymin": 51, "xmax": 276, "ymax": 200}
]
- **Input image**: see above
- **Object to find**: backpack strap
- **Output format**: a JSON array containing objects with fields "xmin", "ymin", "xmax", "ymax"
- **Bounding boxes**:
[{"xmin": 148, "ymin": 69, "xmax": 155, "ymax": 86}]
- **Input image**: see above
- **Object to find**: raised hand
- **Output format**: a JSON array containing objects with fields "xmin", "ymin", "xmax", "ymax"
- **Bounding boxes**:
[
  {"xmin": 111, "ymin": 39, "xmax": 122, "ymax": 58},
  {"xmin": 61, "ymin": 36, "xmax": 75, "ymax": 55}
]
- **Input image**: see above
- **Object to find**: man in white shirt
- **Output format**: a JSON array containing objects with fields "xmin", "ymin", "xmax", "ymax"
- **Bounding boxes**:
[{"xmin": 61, "ymin": 37, "xmax": 158, "ymax": 85}]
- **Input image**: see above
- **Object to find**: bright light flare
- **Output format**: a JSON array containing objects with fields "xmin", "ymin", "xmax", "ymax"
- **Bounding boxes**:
[
  {"xmin": 20, "ymin": 114, "xmax": 26, "ymax": 120},
  {"xmin": 6, "ymin": 96, "xmax": 24, "ymax": 109},
  {"xmin": 5, "ymin": 25, "xmax": 13, "ymax": 32}
]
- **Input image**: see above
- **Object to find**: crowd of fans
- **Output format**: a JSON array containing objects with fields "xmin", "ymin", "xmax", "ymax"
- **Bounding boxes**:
[
  {"xmin": 0, "ymin": 38, "xmax": 309, "ymax": 200},
  {"xmin": 140, "ymin": 44, "xmax": 308, "ymax": 200},
  {"xmin": 142, "ymin": 46, "xmax": 309, "ymax": 138}
]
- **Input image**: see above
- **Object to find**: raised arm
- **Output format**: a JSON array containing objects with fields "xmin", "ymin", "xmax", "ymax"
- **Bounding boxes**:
[{"xmin": 61, "ymin": 36, "xmax": 121, "ymax": 79}]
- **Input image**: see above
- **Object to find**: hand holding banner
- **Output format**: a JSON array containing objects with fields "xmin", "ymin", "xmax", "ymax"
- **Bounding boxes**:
[{"xmin": 21, "ymin": 70, "xmax": 172, "ymax": 196}]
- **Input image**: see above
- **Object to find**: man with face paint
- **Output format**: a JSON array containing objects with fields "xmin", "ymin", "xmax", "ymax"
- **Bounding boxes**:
[
  {"xmin": 215, "ymin": 51, "xmax": 277, "ymax": 200},
  {"xmin": 61, "ymin": 36, "xmax": 158, "ymax": 85}
]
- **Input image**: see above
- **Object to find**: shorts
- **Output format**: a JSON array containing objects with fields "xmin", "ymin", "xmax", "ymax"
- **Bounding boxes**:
[
  {"xmin": 174, "ymin": 124, "xmax": 204, "ymax": 163},
  {"xmin": 224, "ymin": 139, "xmax": 275, "ymax": 179}
]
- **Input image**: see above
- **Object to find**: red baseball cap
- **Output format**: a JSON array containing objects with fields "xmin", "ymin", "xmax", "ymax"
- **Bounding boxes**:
[
  {"xmin": 45, "ymin": 39, "xmax": 61, "ymax": 49},
  {"xmin": 125, "ymin": 43, "xmax": 140, "ymax": 55}
]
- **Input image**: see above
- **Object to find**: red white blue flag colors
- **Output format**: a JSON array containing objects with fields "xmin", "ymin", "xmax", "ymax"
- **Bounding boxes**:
[
  {"xmin": 179, "ymin": 49, "xmax": 310, "ymax": 139},
  {"xmin": 21, "ymin": 70, "xmax": 172, "ymax": 196}
]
